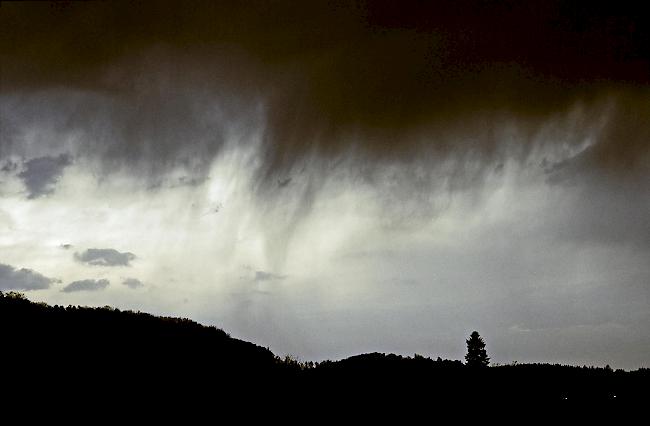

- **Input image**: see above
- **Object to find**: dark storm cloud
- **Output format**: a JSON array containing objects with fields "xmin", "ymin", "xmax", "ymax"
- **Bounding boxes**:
[
  {"xmin": 1, "ymin": 1, "xmax": 647, "ymax": 188},
  {"xmin": 546, "ymin": 92, "xmax": 650, "ymax": 183},
  {"xmin": 75, "ymin": 249, "xmax": 136, "ymax": 267},
  {"xmin": 542, "ymin": 92, "xmax": 650, "ymax": 249},
  {"xmin": 0, "ymin": 263, "xmax": 57, "ymax": 291},
  {"xmin": 17, "ymin": 154, "xmax": 72, "ymax": 199},
  {"xmin": 122, "ymin": 278, "xmax": 144, "ymax": 289},
  {"xmin": 62, "ymin": 279, "xmax": 110, "ymax": 293}
]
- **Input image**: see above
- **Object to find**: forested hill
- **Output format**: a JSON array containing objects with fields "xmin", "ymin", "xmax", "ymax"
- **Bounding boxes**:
[
  {"xmin": 1, "ymin": 291, "xmax": 647, "ymax": 404},
  {"xmin": 1, "ymin": 291, "xmax": 277, "ymax": 375}
]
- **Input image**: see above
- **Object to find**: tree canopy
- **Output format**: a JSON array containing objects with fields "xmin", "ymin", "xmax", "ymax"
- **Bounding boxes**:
[{"xmin": 465, "ymin": 331, "xmax": 490, "ymax": 367}]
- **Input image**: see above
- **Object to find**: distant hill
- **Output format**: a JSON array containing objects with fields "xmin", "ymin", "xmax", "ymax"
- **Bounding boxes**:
[{"xmin": 1, "ymin": 291, "xmax": 647, "ymax": 405}]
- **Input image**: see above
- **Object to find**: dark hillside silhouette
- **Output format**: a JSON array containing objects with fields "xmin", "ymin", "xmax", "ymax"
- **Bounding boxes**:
[
  {"xmin": 0, "ymin": 291, "xmax": 287, "ymax": 401},
  {"xmin": 1, "ymin": 291, "xmax": 647, "ymax": 405}
]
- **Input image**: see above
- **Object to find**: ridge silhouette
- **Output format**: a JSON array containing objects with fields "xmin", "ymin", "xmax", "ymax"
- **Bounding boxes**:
[{"xmin": 1, "ymin": 291, "xmax": 647, "ymax": 406}]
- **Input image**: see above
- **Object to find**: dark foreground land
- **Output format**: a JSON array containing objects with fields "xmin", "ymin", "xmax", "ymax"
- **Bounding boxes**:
[{"xmin": 2, "ymin": 291, "xmax": 647, "ymax": 407}]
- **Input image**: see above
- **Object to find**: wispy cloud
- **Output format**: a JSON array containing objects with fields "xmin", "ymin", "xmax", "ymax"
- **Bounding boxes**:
[
  {"xmin": 122, "ymin": 278, "xmax": 144, "ymax": 289},
  {"xmin": 254, "ymin": 271, "xmax": 286, "ymax": 282}
]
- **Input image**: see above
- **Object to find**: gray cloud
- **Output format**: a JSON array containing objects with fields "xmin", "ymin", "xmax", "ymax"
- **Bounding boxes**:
[
  {"xmin": 254, "ymin": 271, "xmax": 286, "ymax": 282},
  {"xmin": 277, "ymin": 177, "xmax": 292, "ymax": 188},
  {"xmin": 122, "ymin": 277, "xmax": 144, "ymax": 289},
  {"xmin": 1, "ymin": 159, "xmax": 18, "ymax": 173},
  {"xmin": 0, "ymin": 263, "xmax": 57, "ymax": 291},
  {"xmin": 75, "ymin": 249, "xmax": 136, "ymax": 266},
  {"xmin": 62, "ymin": 279, "xmax": 110, "ymax": 293},
  {"xmin": 17, "ymin": 154, "xmax": 72, "ymax": 199}
]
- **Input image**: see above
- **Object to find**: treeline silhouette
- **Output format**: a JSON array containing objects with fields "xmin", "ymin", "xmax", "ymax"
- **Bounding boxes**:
[{"xmin": 1, "ymin": 291, "xmax": 647, "ymax": 405}]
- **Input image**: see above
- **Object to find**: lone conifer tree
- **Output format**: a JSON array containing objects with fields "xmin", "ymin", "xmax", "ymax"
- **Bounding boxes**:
[{"xmin": 465, "ymin": 331, "xmax": 490, "ymax": 367}]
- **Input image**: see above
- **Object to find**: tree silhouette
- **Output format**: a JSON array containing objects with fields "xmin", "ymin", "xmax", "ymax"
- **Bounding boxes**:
[{"xmin": 465, "ymin": 331, "xmax": 490, "ymax": 367}]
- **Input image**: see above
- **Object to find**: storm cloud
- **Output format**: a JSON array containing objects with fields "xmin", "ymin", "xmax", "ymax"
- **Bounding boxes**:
[
  {"xmin": 75, "ymin": 249, "xmax": 136, "ymax": 267},
  {"xmin": 1, "ymin": 1, "xmax": 647, "ymax": 189},
  {"xmin": 62, "ymin": 279, "xmax": 110, "ymax": 293},
  {"xmin": 0, "ymin": 263, "xmax": 56, "ymax": 291},
  {"xmin": 17, "ymin": 154, "xmax": 72, "ymax": 199}
]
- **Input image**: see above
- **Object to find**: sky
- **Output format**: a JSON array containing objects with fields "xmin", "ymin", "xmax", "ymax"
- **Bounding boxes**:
[{"xmin": 1, "ymin": 1, "xmax": 648, "ymax": 369}]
